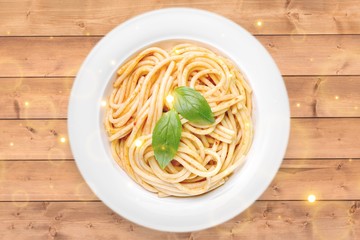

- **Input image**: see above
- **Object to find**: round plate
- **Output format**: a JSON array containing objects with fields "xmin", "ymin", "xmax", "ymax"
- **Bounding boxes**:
[{"xmin": 68, "ymin": 8, "xmax": 290, "ymax": 232}]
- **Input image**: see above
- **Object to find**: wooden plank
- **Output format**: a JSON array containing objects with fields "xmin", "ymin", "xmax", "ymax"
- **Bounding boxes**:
[
  {"xmin": 1, "ymin": 36, "xmax": 360, "ymax": 77},
  {"xmin": 0, "ymin": 78, "xmax": 72, "ymax": 119},
  {"xmin": 0, "ymin": 37, "xmax": 98, "ymax": 77},
  {"xmin": 0, "ymin": 0, "xmax": 359, "ymax": 36},
  {"xmin": 0, "ymin": 161, "xmax": 97, "ymax": 201},
  {"xmin": 0, "ymin": 119, "xmax": 359, "ymax": 160},
  {"xmin": 286, "ymin": 118, "xmax": 360, "ymax": 159},
  {"xmin": 258, "ymin": 35, "xmax": 360, "ymax": 76},
  {"xmin": 0, "ymin": 120, "xmax": 70, "ymax": 160},
  {"xmin": 1, "ymin": 76, "xmax": 360, "ymax": 119},
  {"xmin": 0, "ymin": 201, "xmax": 359, "ymax": 239},
  {"xmin": 286, "ymin": 76, "xmax": 360, "ymax": 117},
  {"xmin": 1, "ymin": 159, "xmax": 359, "ymax": 201},
  {"xmin": 260, "ymin": 159, "xmax": 359, "ymax": 200}
]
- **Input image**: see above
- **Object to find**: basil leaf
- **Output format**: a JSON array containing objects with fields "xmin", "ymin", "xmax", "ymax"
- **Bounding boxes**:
[
  {"xmin": 152, "ymin": 109, "xmax": 182, "ymax": 169},
  {"xmin": 173, "ymin": 86, "xmax": 215, "ymax": 125}
]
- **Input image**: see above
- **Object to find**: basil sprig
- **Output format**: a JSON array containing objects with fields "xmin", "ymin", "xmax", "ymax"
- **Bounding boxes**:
[
  {"xmin": 152, "ymin": 109, "xmax": 182, "ymax": 169},
  {"xmin": 152, "ymin": 87, "xmax": 214, "ymax": 168},
  {"xmin": 173, "ymin": 87, "xmax": 215, "ymax": 125}
]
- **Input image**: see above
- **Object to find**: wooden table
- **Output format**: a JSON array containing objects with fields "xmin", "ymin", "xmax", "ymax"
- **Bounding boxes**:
[{"xmin": 1, "ymin": 1, "xmax": 359, "ymax": 239}]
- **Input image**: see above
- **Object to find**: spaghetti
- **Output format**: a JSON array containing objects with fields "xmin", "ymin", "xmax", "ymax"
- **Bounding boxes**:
[{"xmin": 105, "ymin": 43, "xmax": 253, "ymax": 197}]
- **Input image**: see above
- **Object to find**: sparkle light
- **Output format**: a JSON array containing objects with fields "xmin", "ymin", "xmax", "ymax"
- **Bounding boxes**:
[
  {"xmin": 308, "ymin": 194, "xmax": 316, "ymax": 203},
  {"xmin": 6, "ymin": 31, "xmax": 10, "ymax": 35},
  {"xmin": 296, "ymin": 103, "xmax": 301, "ymax": 107},
  {"xmin": 256, "ymin": 21, "xmax": 263, "ymax": 27},
  {"xmin": 86, "ymin": 32, "xmax": 90, "ymax": 36},
  {"xmin": 24, "ymin": 101, "xmax": 29, "ymax": 107},
  {"xmin": 166, "ymin": 95, "xmax": 174, "ymax": 104},
  {"xmin": 174, "ymin": 49, "xmax": 181, "ymax": 54},
  {"xmin": 101, "ymin": 100, "xmax": 107, "ymax": 107},
  {"xmin": 9, "ymin": 142, "xmax": 14, "ymax": 147},
  {"xmin": 335, "ymin": 96, "xmax": 339, "ymax": 100},
  {"xmin": 111, "ymin": 60, "xmax": 116, "ymax": 65},
  {"xmin": 134, "ymin": 139, "xmax": 142, "ymax": 147},
  {"xmin": 354, "ymin": 106, "xmax": 358, "ymax": 110},
  {"xmin": 60, "ymin": 137, "xmax": 66, "ymax": 143},
  {"xmin": 49, "ymin": 36, "xmax": 54, "ymax": 40}
]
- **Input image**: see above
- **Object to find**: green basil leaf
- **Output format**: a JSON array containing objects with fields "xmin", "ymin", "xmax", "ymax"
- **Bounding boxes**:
[
  {"xmin": 173, "ymin": 86, "xmax": 215, "ymax": 125},
  {"xmin": 152, "ymin": 109, "xmax": 182, "ymax": 169}
]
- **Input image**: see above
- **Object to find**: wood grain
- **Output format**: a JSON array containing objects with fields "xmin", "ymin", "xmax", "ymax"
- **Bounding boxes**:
[
  {"xmin": 1, "ymin": 0, "xmax": 359, "ymax": 36},
  {"xmin": 1, "ymin": 201, "xmax": 359, "ymax": 239},
  {"xmin": 0, "ymin": 161, "xmax": 96, "ymax": 201},
  {"xmin": 0, "ymin": 37, "xmax": 97, "ymax": 77},
  {"xmin": 258, "ymin": 35, "xmax": 360, "ymax": 76},
  {"xmin": 1, "ymin": 76, "xmax": 359, "ymax": 119},
  {"xmin": 1, "ymin": 159, "xmax": 359, "ymax": 201},
  {"xmin": 1, "ymin": 36, "xmax": 360, "ymax": 77},
  {"xmin": 286, "ymin": 76, "xmax": 360, "ymax": 117},
  {"xmin": 0, "ymin": 78, "xmax": 72, "ymax": 119},
  {"xmin": 0, "ymin": 120, "xmax": 69, "ymax": 160},
  {"xmin": 1, "ymin": 118, "xmax": 359, "ymax": 160},
  {"xmin": 261, "ymin": 159, "xmax": 359, "ymax": 200},
  {"xmin": 286, "ymin": 118, "xmax": 360, "ymax": 159}
]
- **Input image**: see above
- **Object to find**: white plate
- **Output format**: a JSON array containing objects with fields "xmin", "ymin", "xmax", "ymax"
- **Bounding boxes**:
[{"xmin": 68, "ymin": 8, "xmax": 290, "ymax": 232}]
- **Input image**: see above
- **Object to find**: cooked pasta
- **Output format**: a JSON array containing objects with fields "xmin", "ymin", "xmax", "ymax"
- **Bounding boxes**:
[{"xmin": 105, "ymin": 43, "xmax": 253, "ymax": 197}]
